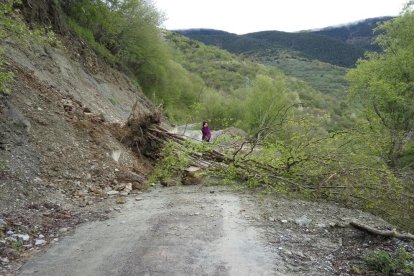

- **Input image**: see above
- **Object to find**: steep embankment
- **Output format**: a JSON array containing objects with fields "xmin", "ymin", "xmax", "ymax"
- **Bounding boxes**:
[{"xmin": 0, "ymin": 36, "xmax": 159, "ymax": 272}]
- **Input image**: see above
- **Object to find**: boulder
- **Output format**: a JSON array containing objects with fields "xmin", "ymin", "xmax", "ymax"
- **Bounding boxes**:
[
  {"xmin": 115, "ymin": 170, "xmax": 145, "ymax": 183},
  {"xmin": 123, "ymin": 183, "xmax": 133, "ymax": 193},
  {"xmin": 115, "ymin": 183, "xmax": 126, "ymax": 191},
  {"xmin": 160, "ymin": 178, "xmax": 179, "ymax": 187},
  {"xmin": 294, "ymin": 215, "xmax": 312, "ymax": 227},
  {"xmin": 111, "ymin": 150, "xmax": 122, "ymax": 162},
  {"xmin": 181, "ymin": 166, "xmax": 203, "ymax": 186},
  {"xmin": 14, "ymin": 234, "xmax": 30, "ymax": 242},
  {"xmin": 35, "ymin": 239, "xmax": 47, "ymax": 246},
  {"xmin": 106, "ymin": 190, "xmax": 119, "ymax": 196},
  {"xmin": 116, "ymin": 196, "xmax": 127, "ymax": 204},
  {"xmin": 132, "ymin": 182, "xmax": 145, "ymax": 190},
  {"xmin": 88, "ymin": 186, "xmax": 104, "ymax": 196}
]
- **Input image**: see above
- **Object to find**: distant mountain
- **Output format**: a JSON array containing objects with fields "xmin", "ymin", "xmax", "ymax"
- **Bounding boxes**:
[
  {"xmin": 176, "ymin": 29, "xmax": 234, "ymax": 36},
  {"xmin": 175, "ymin": 17, "xmax": 393, "ymax": 67},
  {"xmin": 177, "ymin": 29, "xmax": 362, "ymax": 67},
  {"xmin": 311, "ymin": 16, "xmax": 393, "ymax": 51}
]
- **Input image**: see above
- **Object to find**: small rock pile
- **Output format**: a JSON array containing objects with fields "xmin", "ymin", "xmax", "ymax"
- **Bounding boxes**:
[
  {"xmin": 0, "ymin": 202, "xmax": 80, "ymax": 273},
  {"xmin": 71, "ymin": 169, "xmax": 146, "ymax": 207}
]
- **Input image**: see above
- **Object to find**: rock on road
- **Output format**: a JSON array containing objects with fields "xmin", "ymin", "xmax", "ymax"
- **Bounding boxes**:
[{"xmin": 17, "ymin": 185, "xmax": 389, "ymax": 276}]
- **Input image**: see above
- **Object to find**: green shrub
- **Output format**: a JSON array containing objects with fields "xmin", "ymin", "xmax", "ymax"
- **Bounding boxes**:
[
  {"xmin": 0, "ymin": 65, "xmax": 14, "ymax": 95},
  {"xmin": 10, "ymin": 240, "xmax": 23, "ymax": 251},
  {"xmin": 0, "ymin": 0, "xmax": 61, "ymax": 94},
  {"xmin": 365, "ymin": 246, "xmax": 414, "ymax": 275},
  {"xmin": 65, "ymin": 17, "xmax": 117, "ymax": 64}
]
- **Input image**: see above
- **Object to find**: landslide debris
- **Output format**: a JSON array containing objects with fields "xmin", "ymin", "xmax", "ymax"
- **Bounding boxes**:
[{"xmin": 0, "ymin": 23, "xmax": 162, "ymax": 276}]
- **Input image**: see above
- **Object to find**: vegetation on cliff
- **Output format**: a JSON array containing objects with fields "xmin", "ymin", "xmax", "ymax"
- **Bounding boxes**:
[{"xmin": 0, "ymin": 0, "xmax": 59, "ymax": 94}]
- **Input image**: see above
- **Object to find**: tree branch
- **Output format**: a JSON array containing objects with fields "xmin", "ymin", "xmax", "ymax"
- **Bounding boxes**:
[{"xmin": 350, "ymin": 221, "xmax": 414, "ymax": 240}]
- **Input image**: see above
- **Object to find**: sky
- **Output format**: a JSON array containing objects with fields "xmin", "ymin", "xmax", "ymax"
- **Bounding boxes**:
[{"xmin": 153, "ymin": 0, "xmax": 407, "ymax": 34}]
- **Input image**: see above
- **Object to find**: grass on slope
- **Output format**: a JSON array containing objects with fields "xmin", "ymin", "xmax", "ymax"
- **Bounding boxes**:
[{"xmin": 255, "ymin": 53, "xmax": 348, "ymax": 96}]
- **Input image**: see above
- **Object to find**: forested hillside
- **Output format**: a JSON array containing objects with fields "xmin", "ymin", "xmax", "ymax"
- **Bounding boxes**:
[
  {"xmin": 178, "ymin": 17, "xmax": 392, "ymax": 68},
  {"xmin": 177, "ymin": 18, "xmax": 393, "ymax": 99},
  {"xmin": 166, "ymin": 32, "xmax": 353, "ymax": 130},
  {"xmin": 177, "ymin": 29, "xmax": 363, "ymax": 67},
  {"xmin": 312, "ymin": 16, "xmax": 393, "ymax": 51}
]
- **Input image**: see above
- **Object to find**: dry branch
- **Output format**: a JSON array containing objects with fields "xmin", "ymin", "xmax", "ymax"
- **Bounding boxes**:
[{"xmin": 350, "ymin": 221, "xmax": 414, "ymax": 240}]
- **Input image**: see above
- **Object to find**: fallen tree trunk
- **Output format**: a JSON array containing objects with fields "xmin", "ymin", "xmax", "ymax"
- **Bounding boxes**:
[
  {"xmin": 145, "ymin": 126, "xmax": 305, "ymax": 188},
  {"xmin": 350, "ymin": 221, "xmax": 414, "ymax": 240}
]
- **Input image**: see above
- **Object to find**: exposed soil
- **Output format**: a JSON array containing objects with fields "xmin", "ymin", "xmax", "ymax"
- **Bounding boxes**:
[{"xmin": 0, "ymin": 40, "xmax": 157, "ymax": 274}]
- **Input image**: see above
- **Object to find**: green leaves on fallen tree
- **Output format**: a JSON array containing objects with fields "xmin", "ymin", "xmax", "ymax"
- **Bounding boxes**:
[
  {"xmin": 148, "ymin": 141, "xmax": 191, "ymax": 182},
  {"xmin": 155, "ymin": 110, "xmax": 414, "ymax": 232},
  {"xmin": 246, "ymin": 114, "xmax": 413, "ymax": 231}
]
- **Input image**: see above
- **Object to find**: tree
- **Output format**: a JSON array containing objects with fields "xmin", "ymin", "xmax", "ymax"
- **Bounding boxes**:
[
  {"xmin": 64, "ymin": 0, "xmax": 168, "ymax": 93},
  {"xmin": 346, "ymin": 8, "xmax": 414, "ymax": 167},
  {"xmin": 243, "ymin": 74, "xmax": 296, "ymax": 135}
]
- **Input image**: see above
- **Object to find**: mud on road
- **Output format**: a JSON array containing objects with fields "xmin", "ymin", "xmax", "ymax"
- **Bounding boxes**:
[{"xmin": 17, "ymin": 185, "xmax": 411, "ymax": 276}]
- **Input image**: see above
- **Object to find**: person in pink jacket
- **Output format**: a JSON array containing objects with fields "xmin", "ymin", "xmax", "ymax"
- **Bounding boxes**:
[{"xmin": 201, "ymin": 121, "xmax": 211, "ymax": 142}]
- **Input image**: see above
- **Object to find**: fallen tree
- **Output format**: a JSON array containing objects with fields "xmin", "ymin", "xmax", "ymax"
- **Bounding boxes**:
[{"xmin": 129, "ymin": 122, "xmax": 414, "ymax": 234}]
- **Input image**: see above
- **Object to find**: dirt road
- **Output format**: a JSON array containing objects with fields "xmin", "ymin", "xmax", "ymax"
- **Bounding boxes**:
[{"xmin": 16, "ymin": 185, "xmax": 393, "ymax": 276}]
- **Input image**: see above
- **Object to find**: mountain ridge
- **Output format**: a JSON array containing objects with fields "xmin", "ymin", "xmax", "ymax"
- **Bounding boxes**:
[
  {"xmin": 175, "ymin": 16, "xmax": 393, "ymax": 37},
  {"xmin": 175, "ymin": 16, "xmax": 393, "ymax": 67}
]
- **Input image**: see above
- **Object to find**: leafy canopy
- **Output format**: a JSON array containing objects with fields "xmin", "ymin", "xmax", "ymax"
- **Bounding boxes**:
[
  {"xmin": 347, "ymin": 8, "xmax": 414, "ymax": 166},
  {"xmin": 64, "ymin": 0, "xmax": 168, "ymax": 92}
]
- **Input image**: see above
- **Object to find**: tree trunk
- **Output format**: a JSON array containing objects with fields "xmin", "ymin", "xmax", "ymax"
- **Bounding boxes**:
[{"xmin": 387, "ymin": 131, "xmax": 404, "ymax": 167}]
